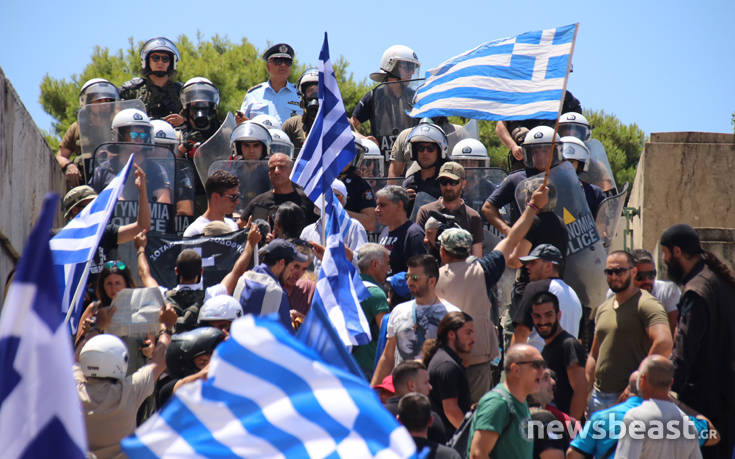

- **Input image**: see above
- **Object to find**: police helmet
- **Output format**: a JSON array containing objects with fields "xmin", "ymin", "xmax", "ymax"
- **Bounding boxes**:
[
  {"xmin": 180, "ymin": 77, "xmax": 220, "ymax": 108},
  {"xmin": 408, "ymin": 121, "xmax": 448, "ymax": 163},
  {"xmin": 79, "ymin": 78, "xmax": 120, "ymax": 107},
  {"xmin": 297, "ymin": 68, "xmax": 320, "ymax": 96},
  {"xmin": 251, "ymin": 114, "xmax": 282, "ymax": 130},
  {"xmin": 269, "ymin": 128, "xmax": 294, "ymax": 159},
  {"xmin": 140, "ymin": 37, "xmax": 180, "ymax": 72},
  {"xmin": 111, "ymin": 108, "xmax": 153, "ymax": 143},
  {"xmin": 370, "ymin": 45, "xmax": 420, "ymax": 82},
  {"xmin": 150, "ymin": 119, "xmax": 178, "ymax": 146},
  {"xmin": 558, "ymin": 112, "xmax": 591, "ymax": 141},
  {"xmin": 231, "ymin": 121, "xmax": 273, "ymax": 159},
  {"xmin": 560, "ymin": 136, "xmax": 591, "ymax": 172},
  {"xmin": 165, "ymin": 327, "xmax": 225, "ymax": 379},
  {"xmin": 354, "ymin": 136, "xmax": 384, "ymax": 176},
  {"xmin": 522, "ymin": 126, "xmax": 562, "ymax": 169},
  {"xmin": 79, "ymin": 334, "xmax": 129, "ymax": 380},
  {"xmin": 450, "ymin": 138, "xmax": 489, "ymax": 167},
  {"xmin": 198, "ymin": 295, "xmax": 243, "ymax": 323}
]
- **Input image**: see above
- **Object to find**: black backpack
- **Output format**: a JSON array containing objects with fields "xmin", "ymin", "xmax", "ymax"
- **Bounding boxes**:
[{"xmin": 165, "ymin": 288, "xmax": 205, "ymax": 333}]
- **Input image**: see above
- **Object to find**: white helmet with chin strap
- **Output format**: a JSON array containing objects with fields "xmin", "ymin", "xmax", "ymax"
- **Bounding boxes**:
[
  {"xmin": 560, "ymin": 136, "xmax": 591, "ymax": 172},
  {"xmin": 269, "ymin": 128, "xmax": 294, "ymax": 159},
  {"xmin": 251, "ymin": 114, "xmax": 282, "ymax": 130},
  {"xmin": 140, "ymin": 37, "xmax": 180, "ymax": 72},
  {"xmin": 79, "ymin": 334, "xmax": 129, "ymax": 380},
  {"xmin": 558, "ymin": 112, "xmax": 591, "ymax": 141},
  {"xmin": 79, "ymin": 78, "xmax": 120, "ymax": 107},
  {"xmin": 522, "ymin": 126, "xmax": 562, "ymax": 169},
  {"xmin": 112, "ymin": 108, "xmax": 153, "ymax": 143},
  {"xmin": 370, "ymin": 45, "xmax": 420, "ymax": 82},
  {"xmin": 450, "ymin": 138, "xmax": 489, "ymax": 167},
  {"xmin": 151, "ymin": 119, "xmax": 178, "ymax": 146}
]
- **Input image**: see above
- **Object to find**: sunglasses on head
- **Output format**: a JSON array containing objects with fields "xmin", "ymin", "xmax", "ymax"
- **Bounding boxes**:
[
  {"xmin": 104, "ymin": 261, "xmax": 127, "ymax": 271},
  {"xmin": 150, "ymin": 54, "xmax": 170, "ymax": 63},
  {"xmin": 604, "ymin": 267, "xmax": 631, "ymax": 276},
  {"xmin": 269, "ymin": 57, "xmax": 292, "ymax": 66},
  {"xmin": 636, "ymin": 269, "xmax": 657, "ymax": 281},
  {"xmin": 438, "ymin": 178, "xmax": 460, "ymax": 186},
  {"xmin": 516, "ymin": 359, "xmax": 547, "ymax": 370},
  {"xmin": 127, "ymin": 131, "xmax": 150, "ymax": 140}
]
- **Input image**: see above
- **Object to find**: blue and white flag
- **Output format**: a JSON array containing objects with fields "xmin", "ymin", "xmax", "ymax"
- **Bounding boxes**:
[
  {"xmin": 0, "ymin": 194, "xmax": 87, "ymax": 459},
  {"xmin": 51, "ymin": 154, "xmax": 135, "ymax": 331},
  {"xmin": 122, "ymin": 315, "xmax": 416, "ymax": 458},
  {"xmin": 290, "ymin": 32, "xmax": 357, "ymax": 202},
  {"xmin": 409, "ymin": 23, "xmax": 578, "ymax": 121}
]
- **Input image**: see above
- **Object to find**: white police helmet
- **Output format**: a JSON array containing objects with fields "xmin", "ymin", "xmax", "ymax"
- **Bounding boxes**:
[
  {"xmin": 408, "ymin": 121, "xmax": 448, "ymax": 161},
  {"xmin": 112, "ymin": 108, "xmax": 153, "ymax": 143},
  {"xmin": 269, "ymin": 128, "xmax": 294, "ymax": 159},
  {"xmin": 450, "ymin": 138, "xmax": 489, "ymax": 167},
  {"xmin": 180, "ymin": 77, "xmax": 220, "ymax": 107},
  {"xmin": 560, "ymin": 136, "xmax": 591, "ymax": 172},
  {"xmin": 150, "ymin": 119, "xmax": 178, "ymax": 146},
  {"xmin": 140, "ymin": 37, "xmax": 180, "ymax": 71},
  {"xmin": 251, "ymin": 114, "xmax": 282, "ymax": 130},
  {"xmin": 198, "ymin": 295, "xmax": 243, "ymax": 323},
  {"xmin": 558, "ymin": 112, "xmax": 591, "ymax": 141},
  {"xmin": 297, "ymin": 68, "xmax": 320, "ymax": 96},
  {"xmin": 79, "ymin": 78, "xmax": 120, "ymax": 107},
  {"xmin": 79, "ymin": 334, "xmax": 129, "ymax": 380},
  {"xmin": 370, "ymin": 45, "xmax": 420, "ymax": 82},
  {"xmin": 231, "ymin": 121, "xmax": 272, "ymax": 159},
  {"xmin": 522, "ymin": 126, "xmax": 562, "ymax": 169}
]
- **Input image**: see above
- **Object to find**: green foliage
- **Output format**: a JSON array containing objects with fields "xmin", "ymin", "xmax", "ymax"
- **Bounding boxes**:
[
  {"xmin": 39, "ymin": 34, "xmax": 372, "ymax": 144},
  {"xmin": 584, "ymin": 109, "xmax": 646, "ymax": 187}
]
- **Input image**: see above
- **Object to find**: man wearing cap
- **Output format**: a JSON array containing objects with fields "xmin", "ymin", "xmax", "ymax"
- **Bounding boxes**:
[
  {"xmin": 660, "ymin": 224, "xmax": 735, "ymax": 459},
  {"xmin": 416, "ymin": 162, "xmax": 484, "ymax": 258},
  {"xmin": 233, "ymin": 239, "xmax": 309, "ymax": 332},
  {"xmin": 435, "ymin": 183, "xmax": 550, "ymax": 403},
  {"xmin": 239, "ymin": 43, "xmax": 302, "ymax": 125},
  {"xmin": 510, "ymin": 244, "xmax": 583, "ymax": 351}
]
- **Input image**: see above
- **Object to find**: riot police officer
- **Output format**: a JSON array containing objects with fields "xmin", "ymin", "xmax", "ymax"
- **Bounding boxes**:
[
  {"xmin": 450, "ymin": 138, "xmax": 497, "ymax": 212},
  {"xmin": 401, "ymin": 121, "xmax": 448, "ymax": 202},
  {"xmin": 282, "ymin": 68, "xmax": 319, "ymax": 150},
  {"xmin": 177, "ymin": 77, "xmax": 222, "ymax": 161},
  {"xmin": 561, "ymin": 136, "xmax": 605, "ymax": 219},
  {"xmin": 335, "ymin": 133, "xmax": 379, "ymax": 231},
  {"xmin": 230, "ymin": 121, "xmax": 272, "ymax": 160},
  {"xmin": 269, "ymin": 128, "xmax": 295, "ymax": 159},
  {"xmin": 120, "ymin": 37, "xmax": 184, "ymax": 126},
  {"xmin": 558, "ymin": 112, "xmax": 591, "ymax": 142}
]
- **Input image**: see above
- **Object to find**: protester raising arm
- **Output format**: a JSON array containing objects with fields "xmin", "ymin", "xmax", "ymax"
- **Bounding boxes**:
[
  {"xmin": 134, "ymin": 230, "xmax": 158, "ymax": 288},
  {"xmin": 219, "ymin": 218, "xmax": 262, "ymax": 295},
  {"xmin": 117, "ymin": 164, "xmax": 151, "ymax": 244}
]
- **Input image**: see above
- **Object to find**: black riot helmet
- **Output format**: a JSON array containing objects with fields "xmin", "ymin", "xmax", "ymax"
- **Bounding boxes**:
[
  {"xmin": 181, "ymin": 77, "xmax": 220, "ymax": 131},
  {"xmin": 165, "ymin": 327, "xmax": 225, "ymax": 379}
]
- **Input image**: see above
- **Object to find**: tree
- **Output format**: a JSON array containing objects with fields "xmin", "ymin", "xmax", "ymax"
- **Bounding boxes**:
[
  {"xmin": 39, "ymin": 34, "xmax": 373, "ymax": 150},
  {"xmin": 584, "ymin": 109, "xmax": 646, "ymax": 188}
]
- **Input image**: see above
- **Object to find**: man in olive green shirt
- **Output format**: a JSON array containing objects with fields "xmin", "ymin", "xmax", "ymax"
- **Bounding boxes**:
[
  {"xmin": 585, "ymin": 250, "xmax": 673, "ymax": 415},
  {"xmin": 353, "ymin": 243, "xmax": 392, "ymax": 378}
]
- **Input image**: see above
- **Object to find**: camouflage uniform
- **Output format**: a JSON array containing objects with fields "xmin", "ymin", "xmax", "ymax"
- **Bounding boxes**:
[{"xmin": 119, "ymin": 77, "xmax": 183, "ymax": 119}]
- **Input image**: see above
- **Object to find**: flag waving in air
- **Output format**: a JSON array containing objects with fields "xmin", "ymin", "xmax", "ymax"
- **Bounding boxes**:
[
  {"xmin": 0, "ymin": 194, "xmax": 87, "ymax": 459},
  {"xmin": 410, "ymin": 23, "xmax": 578, "ymax": 121}
]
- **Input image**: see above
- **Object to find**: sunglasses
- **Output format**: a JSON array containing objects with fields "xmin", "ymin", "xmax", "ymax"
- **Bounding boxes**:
[
  {"xmin": 150, "ymin": 54, "xmax": 170, "ymax": 63},
  {"xmin": 415, "ymin": 144, "xmax": 437, "ymax": 153},
  {"xmin": 269, "ymin": 57, "xmax": 292, "ymax": 66},
  {"xmin": 636, "ymin": 269, "xmax": 657, "ymax": 281},
  {"xmin": 516, "ymin": 360, "xmax": 547, "ymax": 370},
  {"xmin": 222, "ymin": 192, "xmax": 240, "ymax": 202},
  {"xmin": 604, "ymin": 267, "xmax": 631, "ymax": 276},
  {"xmin": 128, "ymin": 131, "xmax": 150, "ymax": 140},
  {"xmin": 438, "ymin": 178, "xmax": 460, "ymax": 186},
  {"xmin": 104, "ymin": 261, "xmax": 127, "ymax": 271}
]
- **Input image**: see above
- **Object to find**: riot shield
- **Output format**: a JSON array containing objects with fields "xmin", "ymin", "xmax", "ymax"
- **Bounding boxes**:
[
  {"xmin": 77, "ymin": 99, "xmax": 146, "ymax": 180},
  {"xmin": 193, "ymin": 111, "xmax": 236, "ymax": 186},
  {"xmin": 357, "ymin": 156, "xmax": 385, "ymax": 178},
  {"xmin": 515, "ymin": 161, "xmax": 608, "ymax": 310},
  {"xmin": 580, "ymin": 139, "xmax": 617, "ymax": 194},
  {"xmin": 595, "ymin": 182, "xmax": 628, "ymax": 250},
  {"xmin": 369, "ymin": 81, "xmax": 419, "ymax": 159},
  {"xmin": 207, "ymin": 159, "xmax": 271, "ymax": 214},
  {"xmin": 463, "ymin": 167, "xmax": 507, "ymax": 213}
]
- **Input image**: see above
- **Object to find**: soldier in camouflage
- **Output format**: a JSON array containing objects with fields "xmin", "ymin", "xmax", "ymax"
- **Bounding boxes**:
[{"xmin": 120, "ymin": 37, "xmax": 184, "ymax": 126}]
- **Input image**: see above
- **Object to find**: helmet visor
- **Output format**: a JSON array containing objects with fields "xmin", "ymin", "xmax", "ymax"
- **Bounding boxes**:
[
  {"xmin": 182, "ymin": 85, "xmax": 220, "ymax": 106},
  {"xmin": 558, "ymin": 124, "xmax": 590, "ymax": 141},
  {"xmin": 81, "ymin": 83, "xmax": 119, "ymax": 105}
]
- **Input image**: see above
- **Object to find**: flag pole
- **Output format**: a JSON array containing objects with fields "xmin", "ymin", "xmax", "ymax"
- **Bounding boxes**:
[
  {"xmin": 320, "ymin": 192, "xmax": 327, "ymax": 246},
  {"xmin": 543, "ymin": 23, "xmax": 579, "ymax": 187},
  {"xmin": 63, "ymin": 258, "xmax": 93, "ymax": 327}
]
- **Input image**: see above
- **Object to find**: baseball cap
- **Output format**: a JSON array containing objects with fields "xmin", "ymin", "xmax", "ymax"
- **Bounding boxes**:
[
  {"xmin": 259, "ymin": 239, "xmax": 309, "ymax": 264},
  {"xmin": 438, "ymin": 228, "xmax": 472, "ymax": 255},
  {"xmin": 373, "ymin": 375, "xmax": 395, "ymax": 393},
  {"xmin": 387, "ymin": 272, "xmax": 410, "ymax": 298},
  {"xmin": 438, "ymin": 161, "xmax": 465, "ymax": 181},
  {"xmin": 519, "ymin": 243, "xmax": 563, "ymax": 264},
  {"xmin": 198, "ymin": 295, "xmax": 243, "ymax": 323},
  {"xmin": 660, "ymin": 224, "xmax": 703, "ymax": 254},
  {"xmin": 63, "ymin": 185, "xmax": 97, "ymax": 220}
]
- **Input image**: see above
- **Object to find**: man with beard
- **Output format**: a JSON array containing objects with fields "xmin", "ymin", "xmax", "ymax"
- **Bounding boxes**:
[
  {"xmin": 585, "ymin": 250, "xmax": 672, "ymax": 415},
  {"xmin": 660, "ymin": 224, "xmax": 735, "ymax": 459},
  {"xmin": 529, "ymin": 291, "xmax": 587, "ymax": 420}
]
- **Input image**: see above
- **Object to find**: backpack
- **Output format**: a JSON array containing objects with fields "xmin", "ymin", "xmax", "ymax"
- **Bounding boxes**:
[{"xmin": 165, "ymin": 288, "xmax": 205, "ymax": 333}]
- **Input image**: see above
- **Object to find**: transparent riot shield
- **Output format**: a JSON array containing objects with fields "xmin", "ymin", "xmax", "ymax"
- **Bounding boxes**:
[
  {"xmin": 207, "ymin": 159, "xmax": 271, "ymax": 215},
  {"xmin": 515, "ymin": 161, "xmax": 608, "ymax": 311},
  {"xmin": 369, "ymin": 81, "xmax": 420, "ymax": 159},
  {"xmin": 595, "ymin": 182, "xmax": 628, "ymax": 251},
  {"xmin": 77, "ymin": 99, "xmax": 146, "ymax": 180},
  {"xmin": 580, "ymin": 139, "xmax": 618, "ymax": 194},
  {"xmin": 173, "ymin": 159, "xmax": 196, "ymax": 234},
  {"xmin": 193, "ymin": 112, "xmax": 236, "ymax": 186},
  {"xmin": 463, "ymin": 167, "xmax": 507, "ymax": 213}
]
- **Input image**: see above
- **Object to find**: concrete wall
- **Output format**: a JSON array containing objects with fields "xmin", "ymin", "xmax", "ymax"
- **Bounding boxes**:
[{"xmin": 0, "ymin": 66, "xmax": 66, "ymax": 296}]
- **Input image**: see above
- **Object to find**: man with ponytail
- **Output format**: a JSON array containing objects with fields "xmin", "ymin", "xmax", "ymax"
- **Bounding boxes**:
[
  {"xmin": 660, "ymin": 223, "xmax": 735, "ymax": 459},
  {"xmin": 423, "ymin": 311, "xmax": 475, "ymax": 436}
]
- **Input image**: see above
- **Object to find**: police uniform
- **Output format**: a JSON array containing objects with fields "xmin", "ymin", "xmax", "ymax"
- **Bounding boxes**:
[
  {"xmin": 340, "ymin": 170, "xmax": 377, "ymax": 213},
  {"xmin": 240, "ymin": 43, "xmax": 302, "ymax": 124},
  {"xmin": 119, "ymin": 77, "xmax": 183, "ymax": 119}
]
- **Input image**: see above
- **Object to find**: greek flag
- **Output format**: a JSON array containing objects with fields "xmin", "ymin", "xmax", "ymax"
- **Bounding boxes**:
[
  {"xmin": 409, "ymin": 23, "xmax": 578, "ymax": 120},
  {"xmin": 51, "ymin": 155, "xmax": 134, "ymax": 331},
  {"xmin": 122, "ymin": 315, "xmax": 416, "ymax": 458},
  {"xmin": 290, "ymin": 32, "xmax": 357, "ymax": 202},
  {"xmin": 0, "ymin": 194, "xmax": 87, "ymax": 459}
]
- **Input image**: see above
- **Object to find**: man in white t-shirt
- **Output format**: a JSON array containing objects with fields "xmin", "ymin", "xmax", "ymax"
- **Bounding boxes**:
[
  {"xmin": 371, "ymin": 254, "xmax": 459, "ymax": 385},
  {"xmin": 183, "ymin": 169, "xmax": 240, "ymax": 237}
]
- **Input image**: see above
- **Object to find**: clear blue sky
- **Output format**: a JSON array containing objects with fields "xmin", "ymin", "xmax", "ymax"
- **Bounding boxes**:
[{"xmin": 2, "ymin": 0, "xmax": 733, "ymax": 136}]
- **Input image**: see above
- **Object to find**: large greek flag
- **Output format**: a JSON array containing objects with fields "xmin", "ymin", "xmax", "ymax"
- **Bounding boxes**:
[
  {"xmin": 51, "ymin": 155, "xmax": 134, "ymax": 330},
  {"xmin": 122, "ymin": 315, "xmax": 416, "ymax": 458},
  {"xmin": 0, "ymin": 194, "xmax": 87, "ymax": 459},
  {"xmin": 290, "ymin": 32, "xmax": 357, "ymax": 202},
  {"xmin": 409, "ymin": 23, "xmax": 578, "ymax": 120}
]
